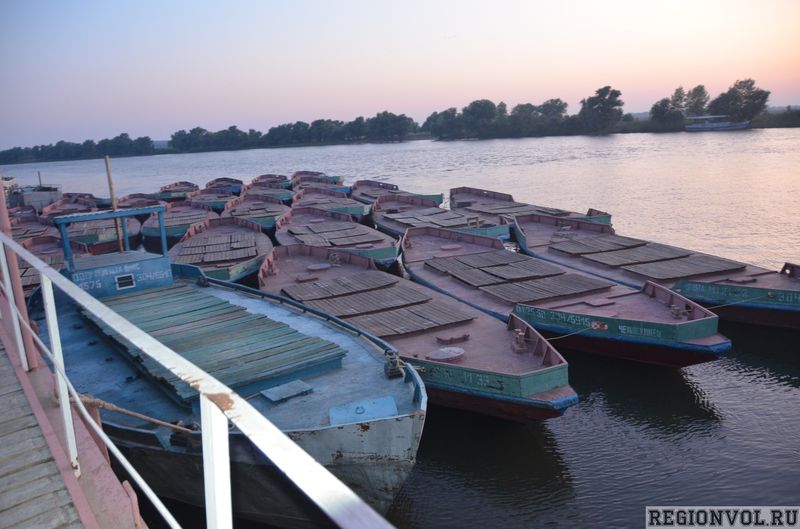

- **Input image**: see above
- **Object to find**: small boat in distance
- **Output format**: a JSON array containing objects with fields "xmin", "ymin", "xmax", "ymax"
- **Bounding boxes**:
[
  {"xmin": 17, "ymin": 236, "xmax": 89, "ymax": 296},
  {"xmin": 63, "ymin": 192, "xmax": 113, "ymax": 208},
  {"xmin": 449, "ymin": 187, "xmax": 612, "ymax": 240},
  {"xmin": 292, "ymin": 187, "xmax": 370, "ymax": 221},
  {"xmin": 205, "ymin": 177, "xmax": 243, "ymax": 195},
  {"xmin": 187, "ymin": 188, "xmax": 235, "ymax": 212},
  {"xmin": 221, "ymin": 195, "xmax": 290, "ymax": 233},
  {"xmin": 42, "ymin": 196, "xmax": 96, "ymax": 218},
  {"xmin": 158, "ymin": 181, "xmax": 199, "ymax": 201},
  {"xmin": 402, "ymin": 226, "xmax": 731, "ymax": 367},
  {"xmin": 141, "ymin": 200, "xmax": 218, "ymax": 250},
  {"xmin": 510, "ymin": 213, "xmax": 800, "ymax": 330},
  {"xmin": 118, "ymin": 193, "xmax": 164, "ymax": 222},
  {"xmin": 67, "ymin": 217, "xmax": 142, "ymax": 254},
  {"xmin": 351, "ymin": 180, "xmax": 444, "ymax": 205},
  {"xmin": 243, "ymin": 183, "xmax": 295, "ymax": 205},
  {"xmin": 372, "ymin": 194, "xmax": 507, "ymax": 239},
  {"xmin": 275, "ymin": 207, "xmax": 400, "ymax": 268},
  {"xmin": 10, "ymin": 212, "xmax": 58, "ymax": 242},
  {"xmin": 252, "ymin": 173, "xmax": 292, "ymax": 189},
  {"xmin": 259, "ymin": 244, "xmax": 577, "ymax": 421},
  {"xmin": 290, "ymin": 171, "xmax": 350, "ymax": 193},
  {"xmin": 685, "ymin": 115, "xmax": 749, "ymax": 131},
  {"xmin": 169, "ymin": 216, "xmax": 274, "ymax": 282}
]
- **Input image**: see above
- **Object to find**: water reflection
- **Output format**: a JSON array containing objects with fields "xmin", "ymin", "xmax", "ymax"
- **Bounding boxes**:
[
  {"xmin": 387, "ymin": 406, "xmax": 574, "ymax": 529},
  {"xmin": 718, "ymin": 322, "xmax": 800, "ymax": 389},
  {"xmin": 564, "ymin": 352, "xmax": 722, "ymax": 435}
]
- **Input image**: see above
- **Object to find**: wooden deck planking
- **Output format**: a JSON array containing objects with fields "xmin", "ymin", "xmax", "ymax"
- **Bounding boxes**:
[
  {"xmin": 483, "ymin": 262, "xmax": 563, "ymax": 281},
  {"xmin": 622, "ymin": 253, "xmax": 746, "ymax": 279},
  {"xmin": 581, "ymin": 243, "xmax": 691, "ymax": 267},
  {"xmin": 293, "ymin": 234, "xmax": 332, "ymax": 246},
  {"xmin": 307, "ymin": 222, "xmax": 354, "ymax": 234},
  {"xmin": 550, "ymin": 235, "xmax": 646, "ymax": 255},
  {"xmin": 0, "ymin": 351, "xmax": 82, "ymax": 529},
  {"xmin": 303, "ymin": 285, "xmax": 431, "ymax": 317},
  {"xmin": 455, "ymin": 250, "xmax": 529, "ymax": 268},
  {"xmin": 347, "ymin": 300, "xmax": 475, "ymax": 337},
  {"xmin": 424, "ymin": 256, "xmax": 474, "ymax": 274},
  {"xmin": 282, "ymin": 270, "xmax": 398, "ymax": 301},
  {"xmin": 480, "ymin": 273, "xmax": 613, "ymax": 303},
  {"xmin": 85, "ymin": 284, "xmax": 347, "ymax": 402},
  {"xmin": 449, "ymin": 267, "xmax": 508, "ymax": 287}
]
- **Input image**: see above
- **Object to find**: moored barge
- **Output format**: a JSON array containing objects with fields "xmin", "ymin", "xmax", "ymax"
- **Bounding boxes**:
[
  {"xmin": 157, "ymin": 181, "xmax": 199, "ymax": 201},
  {"xmin": 276, "ymin": 207, "xmax": 400, "ymax": 268},
  {"xmin": 351, "ymin": 180, "xmax": 444, "ymax": 205},
  {"xmin": 141, "ymin": 200, "xmax": 218, "ymax": 250},
  {"xmin": 36, "ymin": 206, "xmax": 427, "ymax": 528},
  {"xmin": 259, "ymin": 244, "xmax": 577, "ymax": 421},
  {"xmin": 169, "ymin": 216, "xmax": 273, "ymax": 281},
  {"xmin": 292, "ymin": 188, "xmax": 370, "ymax": 221},
  {"xmin": 402, "ymin": 226, "xmax": 731, "ymax": 367},
  {"xmin": 510, "ymin": 213, "xmax": 800, "ymax": 330}
]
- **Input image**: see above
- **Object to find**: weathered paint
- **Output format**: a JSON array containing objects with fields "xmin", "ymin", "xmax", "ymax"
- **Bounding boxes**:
[
  {"xmin": 673, "ymin": 280, "xmax": 800, "ymax": 310},
  {"xmin": 406, "ymin": 357, "xmax": 569, "ymax": 399},
  {"xmin": 65, "ymin": 254, "xmax": 174, "ymax": 298},
  {"xmin": 336, "ymin": 243, "xmax": 400, "ymax": 266},
  {"xmin": 452, "ymin": 224, "xmax": 510, "ymax": 240},
  {"xmin": 204, "ymin": 254, "xmax": 266, "ymax": 282},
  {"xmin": 513, "ymin": 304, "xmax": 720, "ymax": 343}
]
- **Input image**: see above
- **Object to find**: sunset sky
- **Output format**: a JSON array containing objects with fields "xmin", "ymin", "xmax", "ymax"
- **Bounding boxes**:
[{"xmin": 1, "ymin": 0, "xmax": 798, "ymax": 148}]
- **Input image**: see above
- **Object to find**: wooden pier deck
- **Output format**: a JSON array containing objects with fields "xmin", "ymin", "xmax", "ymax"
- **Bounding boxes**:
[{"xmin": 0, "ymin": 349, "xmax": 82, "ymax": 529}]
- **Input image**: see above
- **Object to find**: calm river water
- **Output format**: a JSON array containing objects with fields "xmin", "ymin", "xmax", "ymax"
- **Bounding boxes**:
[{"xmin": 3, "ymin": 129, "xmax": 799, "ymax": 528}]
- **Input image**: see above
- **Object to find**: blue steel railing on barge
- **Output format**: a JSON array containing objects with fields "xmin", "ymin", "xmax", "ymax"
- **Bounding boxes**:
[{"xmin": 0, "ymin": 206, "xmax": 395, "ymax": 529}]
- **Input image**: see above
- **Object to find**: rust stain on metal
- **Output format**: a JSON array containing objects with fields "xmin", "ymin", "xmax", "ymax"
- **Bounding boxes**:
[
  {"xmin": 358, "ymin": 423, "xmax": 370, "ymax": 432},
  {"xmin": 206, "ymin": 391, "xmax": 235, "ymax": 411}
]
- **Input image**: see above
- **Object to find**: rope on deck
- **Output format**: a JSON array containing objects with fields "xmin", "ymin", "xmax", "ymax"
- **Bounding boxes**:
[
  {"xmin": 545, "ymin": 326, "xmax": 594, "ymax": 341},
  {"xmin": 706, "ymin": 294, "xmax": 766, "ymax": 310},
  {"xmin": 78, "ymin": 395, "xmax": 195, "ymax": 433}
]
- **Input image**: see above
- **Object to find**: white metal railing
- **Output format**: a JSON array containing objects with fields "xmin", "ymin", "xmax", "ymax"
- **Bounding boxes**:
[{"xmin": 0, "ymin": 232, "xmax": 394, "ymax": 529}]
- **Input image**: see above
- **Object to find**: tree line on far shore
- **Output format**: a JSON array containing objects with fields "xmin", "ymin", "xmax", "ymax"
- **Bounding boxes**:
[
  {"xmin": 1, "ymin": 78, "xmax": 796, "ymax": 165},
  {"xmin": 0, "ymin": 133, "xmax": 155, "ymax": 165}
]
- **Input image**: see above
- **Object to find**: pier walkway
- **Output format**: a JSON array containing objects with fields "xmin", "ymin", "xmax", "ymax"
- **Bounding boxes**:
[{"xmin": 0, "ymin": 347, "xmax": 82, "ymax": 528}]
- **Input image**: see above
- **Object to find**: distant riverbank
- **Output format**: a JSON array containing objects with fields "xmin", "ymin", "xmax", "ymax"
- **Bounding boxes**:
[{"xmin": 2, "ymin": 111, "xmax": 798, "ymax": 167}]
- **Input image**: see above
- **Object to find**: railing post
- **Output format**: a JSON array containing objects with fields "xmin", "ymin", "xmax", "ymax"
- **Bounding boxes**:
[
  {"xmin": 200, "ymin": 395, "xmax": 232, "ymax": 529},
  {"xmin": 0, "ymin": 241, "xmax": 29, "ymax": 371},
  {"xmin": 40, "ymin": 275, "xmax": 81, "ymax": 477}
]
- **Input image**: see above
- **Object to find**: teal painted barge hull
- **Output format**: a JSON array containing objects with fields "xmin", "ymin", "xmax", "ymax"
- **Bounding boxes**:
[{"xmin": 405, "ymin": 358, "xmax": 576, "ymax": 421}]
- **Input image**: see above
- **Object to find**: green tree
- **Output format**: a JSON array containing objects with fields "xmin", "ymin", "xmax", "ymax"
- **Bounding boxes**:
[
  {"xmin": 650, "ymin": 98, "xmax": 683, "ymax": 125},
  {"xmin": 429, "ymin": 108, "xmax": 463, "ymax": 139},
  {"xmin": 509, "ymin": 103, "xmax": 539, "ymax": 136},
  {"xmin": 579, "ymin": 86, "xmax": 624, "ymax": 133},
  {"xmin": 539, "ymin": 98, "xmax": 568, "ymax": 122},
  {"xmin": 492, "ymin": 102, "xmax": 510, "ymax": 137},
  {"xmin": 343, "ymin": 117, "xmax": 366, "ymax": 140},
  {"xmin": 684, "ymin": 85, "xmax": 709, "ymax": 116},
  {"xmin": 670, "ymin": 86, "xmax": 686, "ymax": 113},
  {"xmin": 461, "ymin": 99, "xmax": 497, "ymax": 138},
  {"xmin": 708, "ymin": 79, "xmax": 770, "ymax": 121}
]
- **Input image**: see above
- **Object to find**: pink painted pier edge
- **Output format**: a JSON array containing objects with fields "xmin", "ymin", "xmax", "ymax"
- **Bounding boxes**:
[{"xmin": 1, "ymin": 202, "xmax": 146, "ymax": 529}]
